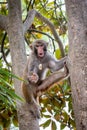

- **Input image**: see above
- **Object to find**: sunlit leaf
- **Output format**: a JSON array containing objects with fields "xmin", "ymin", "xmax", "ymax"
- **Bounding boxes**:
[
  {"xmin": 3, "ymin": 118, "xmax": 11, "ymax": 128},
  {"xmin": 51, "ymin": 120, "xmax": 57, "ymax": 130},
  {"xmin": 12, "ymin": 115, "xmax": 19, "ymax": 127},
  {"xmin": 40, "ymin": 119, "xmax": 51, "ymax": 129},
  {"xmin": 42, "ymin": 114, "xmax": 51, "ymax": 118},
  {"xmin": 55, "ymin": 49, "xmax": 62, "ymax": 59},
  {"xmin": 60, "ymin": 123, "xmax": 66, "ymax": 130}
]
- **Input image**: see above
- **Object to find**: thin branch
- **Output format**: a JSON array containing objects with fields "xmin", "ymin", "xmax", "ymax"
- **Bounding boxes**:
[
  {"xmin": 23, "ymin": 10, "xmax": 36, "ymax": 34},
  {"xmin": 0, "ymin": 49, "xmax": 10, "ymax": 60},
  {"xmin": 1, "ymin": 32, "xmax": 11, "ymax": 67},
  {"xmin": 27, "ymin": 0, "xmax": 33, "ymax": 11},
  {"xmin": 39, "ymin": 0, "xmax": 48, "ymax": 10},
  {"xmin": 28, "ymin": 29, "xmax": 56, "ymax": 52},
  {"xmin": 0, "ymin": 2, "xmax": 8, "ymax": 4},
  {"xmin": 28, "ymin": 29, "xmax": 54, "ymax": 40},
  {"xmin": 23, "ymin": 9, "xmax": 65, "ymax": 57},
  {"xmin": 35, "ymin": 10, "xmax": 65, "ymax": 56},
  {"xmin": 0, "ymin": 15, "xmax": 8, "ymax": 30}
]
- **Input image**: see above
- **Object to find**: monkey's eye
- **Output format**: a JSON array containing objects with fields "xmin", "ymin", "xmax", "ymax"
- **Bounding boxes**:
[
  {"xmin": 40, "ymin": 44, "xmax": 43, "ymax": 47},
  {"xmin": 36, "ymin": 45, "xmax": 39, "ymax": 48}
]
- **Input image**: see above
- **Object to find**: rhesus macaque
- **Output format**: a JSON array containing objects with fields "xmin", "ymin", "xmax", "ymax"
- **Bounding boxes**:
[{"xmin": 22, "ymin": 39, "xmax": 67, "ymax": 118}]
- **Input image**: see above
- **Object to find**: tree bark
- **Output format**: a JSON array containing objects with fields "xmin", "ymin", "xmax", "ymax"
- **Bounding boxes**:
[
  {"xmin": 7, "ymin": 0, "xmax": 40, "ymax": 130},
  {"xmin": 65, "ymin": 0, "xmax": 87, "ymax": 130},
  {"xmin": 0, "ymin": 15, "xmax": 8, "ymax": 30}
]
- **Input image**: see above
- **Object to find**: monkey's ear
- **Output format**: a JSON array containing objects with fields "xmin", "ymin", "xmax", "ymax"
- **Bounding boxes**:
[{"xmin": 29, "ymin": 44, "xmax": 33, "ymax": 50}]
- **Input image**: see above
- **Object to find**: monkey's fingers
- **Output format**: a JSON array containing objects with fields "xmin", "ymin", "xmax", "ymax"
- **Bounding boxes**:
[
  {"xmin": 28, "ymin": 75, "xmax": 39, "ymax": 83},
  {"xmin": 32, "ymin": 73, "xmax": 39, "ymax": 83}
]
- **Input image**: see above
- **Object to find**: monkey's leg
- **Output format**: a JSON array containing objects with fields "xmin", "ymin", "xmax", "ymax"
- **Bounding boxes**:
[{"xmin": 28, "ymin": 100, "xmax": 41, "ymax": 119}]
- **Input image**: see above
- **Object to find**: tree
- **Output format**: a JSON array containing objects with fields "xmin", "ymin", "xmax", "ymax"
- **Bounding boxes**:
[
  {"xmin": 0, "ymin": 0, "xmax": 76, "ymax": 130},
  {"xmin": 65, "ymin": 0, "xmax": 87, "ymax": 130}
]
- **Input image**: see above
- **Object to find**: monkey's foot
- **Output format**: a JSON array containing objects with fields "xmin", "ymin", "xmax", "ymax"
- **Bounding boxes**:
[{"xmin": 29, "ymin": 104, "xmax": 41, "ymax": 119}]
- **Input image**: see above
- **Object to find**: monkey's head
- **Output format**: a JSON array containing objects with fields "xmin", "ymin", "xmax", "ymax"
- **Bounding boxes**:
[{"xmin": 30, "ymin": 39, "xmax": 48, "ymax": 58}]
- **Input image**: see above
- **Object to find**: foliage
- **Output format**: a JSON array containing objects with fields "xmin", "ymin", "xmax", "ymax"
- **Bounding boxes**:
[
  {"xmin": 0, "ymin": 62, "xmax": 23, "ymax": 129},
  {"xmin": 0, "ymin": 0, "xmax": 76, "ymax": 130},
  {"xmin": 40, "ymin": 80, "xmax": 76, "ymax": 130},
  {"xmin": 23, "ymin": 0, "xmax": 67, "ymax": 48}
]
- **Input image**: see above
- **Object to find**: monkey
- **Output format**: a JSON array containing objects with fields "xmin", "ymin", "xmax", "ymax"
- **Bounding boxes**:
[{"xmin": 21, "ymin": 39, "xmax": 67, "ymax": 118}]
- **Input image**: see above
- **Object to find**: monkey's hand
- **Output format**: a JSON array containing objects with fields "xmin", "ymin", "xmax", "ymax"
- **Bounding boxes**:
[{"xmin": 28, "ymin": 73, "xmax": 39, "ymax": 83}]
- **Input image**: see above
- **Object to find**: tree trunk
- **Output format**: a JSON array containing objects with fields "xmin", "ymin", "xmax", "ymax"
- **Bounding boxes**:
[
  {"xmin": 65, "ymin": 0, "xmax": 87, "ymax": 130},
  {"xmin": 7, "ymin": 0, "xmax": 40, "ymax": 130}
]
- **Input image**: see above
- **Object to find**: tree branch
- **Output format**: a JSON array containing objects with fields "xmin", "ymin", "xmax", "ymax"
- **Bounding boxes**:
[
  {"xmin": 1, "ymin": 32, "xmax": 11, "ymax": 67},
  {"xmin": 0, "ymin": 2, "xmax": 8, "ymax": 4},
  {"xmin": 23, "ymin": 9, "xmax": 65, "ymax": 56},
  {"xmin": 23, "ymin": 10, "xmax": 36, "ymax": 34},
  {"xmin": 28, "ymin": 29, "xmax": 54, "ymax": 40},
  {"xmin": 0, "ymin": 15, "xmax": 8, "ymax": 30},
  {"xmin": 35, "ymin": 10, "xmax": 65, "ymax": 56},
  {"xmin": 37, "ymin": 64, "xmax": 69, "ymax": 95}
]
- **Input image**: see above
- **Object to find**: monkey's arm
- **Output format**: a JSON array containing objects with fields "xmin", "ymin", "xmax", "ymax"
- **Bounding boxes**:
[
  {"xmin": 27, "ymin": 59, "xmax": 39, "ymax": 83},
  {"xmin": 48, "ymin": 56, "xmax": 67, "ymax": 72},
  {"xmin": 37, "ymin": 63, "xmax": 69, "ymax": 94}
]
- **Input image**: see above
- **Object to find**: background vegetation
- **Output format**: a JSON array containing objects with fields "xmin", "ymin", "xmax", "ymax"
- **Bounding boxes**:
[{"xmin": 0, "ymin": 0, "xmax": 76, "ymax": 130}]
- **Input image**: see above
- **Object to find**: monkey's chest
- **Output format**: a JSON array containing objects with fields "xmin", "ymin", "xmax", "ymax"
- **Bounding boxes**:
[
  {"xmin": 38, "ymin": 62, "xmax": 47, "ymax": 71},
  {"xmin": 38, "ymin": 64, "xmax": 43, "ymax": 70}
]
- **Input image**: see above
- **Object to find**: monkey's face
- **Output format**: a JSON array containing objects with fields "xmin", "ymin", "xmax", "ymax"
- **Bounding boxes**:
[
  {"xmin": 31, "ymin": 39, "xmax": 48, "ymax": 58},
  {"xmin": 35, "ymin": 43, "xmax": 46, "ymax": 58}
]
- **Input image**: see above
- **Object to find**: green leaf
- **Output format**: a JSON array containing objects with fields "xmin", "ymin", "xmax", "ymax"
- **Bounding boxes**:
[
  {"xmin": 51, "ymin": 120, "xmax": 57, "ymax": 130},
  {"xmin": 0, "ymin": 68, "xmax": 23, "ymax": 81},
  {"xmin": 60, "ymin": 123, "xmax": 66, "ymax": 130},
  {"xmin": 0, "ymin": 93, "xmax": 8, "ymax": 104},
  {"xmin": 0, "ymin": 85, "xmax": 24, "ymax": 102},
  {"xmin": 12, "ymin": 116, "xmax": 19, "ymax": 127},
  {"xmin": 65, "ymin": 45, "xmax": 69, "ymax": 53},
  {"xmin": 3, "ymin": 118, "xmax": 11, "ymax": 128},
  {"xmin": 0, "ymin": 77, "xmax": 12, "ymax": 87},
  {"xmin": 55, "ymin": 49, "xmax": 62, "ymax": 59},
  {"xmin": 43, "ymin": 114, "xmax": 51, "ymax": 118},
  {"xmin": 40, "ymin": 119, "xmax": 51, "ymax": 129}
]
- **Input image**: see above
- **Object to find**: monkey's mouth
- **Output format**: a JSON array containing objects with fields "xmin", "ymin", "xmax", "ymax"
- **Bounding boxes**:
[{"xmin": 38, "ymin": 53, "xmax": 44, "ymax": 57}]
